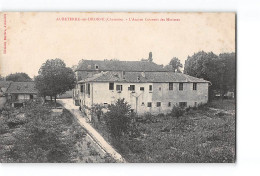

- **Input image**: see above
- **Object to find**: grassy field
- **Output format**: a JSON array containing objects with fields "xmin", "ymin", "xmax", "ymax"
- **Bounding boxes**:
[
  {"xmin": 0, "ymin": 101, "xmax": 115, "ymax": 163},
  {"xmin": 94, "ymin": 99, "xmax": 236, "ymax": 163}
]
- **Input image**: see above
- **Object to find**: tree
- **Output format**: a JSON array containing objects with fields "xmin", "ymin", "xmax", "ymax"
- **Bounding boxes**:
[
  {"xmin": 184, "ymin": 51, "xmax": 235, "ymax": 100},
  {"xmin": 6, "ymin": 72, "xmax": 32, "ymax": 82},
  {"xmin": 0, "ymin": 75, "xmax": 4, "ymax": 81},
  {"xmin": 168, "ymin": 57, "xmax": 183, "ymax": 73},
  {"xmin": 219, "ymin": 53, "xmax": 236, "ymax": 98},
  {"xmin": 35, "ymin": 59, "xmax": 76, "ymax": 105},
  {"xmin": 104, "ymin": 99, "xmax": 132, "ymax": 140}
]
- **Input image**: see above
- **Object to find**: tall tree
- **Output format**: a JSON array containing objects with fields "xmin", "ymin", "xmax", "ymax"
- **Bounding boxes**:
[
  {"xmin": 35, "ymin": 59, "xmax": 76, "ymax": 105},
  {"xmin": 6, "ymin": 72, "xmax": 32, "ymax": 82},
  {"xmin": 168, "ymin": 57, "xmax": 183, "ymax": 73},
  {"xmin": 184, "ymin": 51, "xmax": 221, "ymax": 100}
]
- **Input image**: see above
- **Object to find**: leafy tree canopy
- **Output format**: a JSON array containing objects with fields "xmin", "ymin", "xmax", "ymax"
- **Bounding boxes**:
[
  {"xmin": 167, "ymin": 57, "xmax": 183, "ymax": 73},
  {"xmin": 184, "ymin": 51, "xmax": 236, "ymax": 99},
  {"xmin": 35, "ymin": 58, "xmax": 76, "ymax": 103},
  {"xmin": 6, "ymin": 72, "xmax": 32, "ymax": 82}
]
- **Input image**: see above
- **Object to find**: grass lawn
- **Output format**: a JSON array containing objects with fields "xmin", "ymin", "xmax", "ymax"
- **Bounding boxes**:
[
  {"xmin": 93, "ymin": 99, "xmax": 236, "ymax": 163},
  {"xmin": 0, "ymin": 100, "xmax": 115, "ymax": 163}
]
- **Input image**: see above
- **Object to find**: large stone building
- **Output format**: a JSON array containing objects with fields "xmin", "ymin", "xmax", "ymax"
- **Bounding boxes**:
[{"xmin": 73, "ymin": 59, "xmax": 210, "ymax": 116}]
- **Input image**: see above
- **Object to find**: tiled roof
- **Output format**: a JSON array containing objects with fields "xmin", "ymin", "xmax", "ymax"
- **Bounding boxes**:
[
  {"xmin": 76, "ymin": 60, "xmax": 166, "ymax": 72},
  {"xmin": 0, "ymin": 81, "xmax": 12, "ymax": 89},
  {"xmin": 6, "ymin": 82, "xmax": 38, "ymax": 94},
  {"xmin": 80, "ymin": 71, "xmax": 209, "ymax": 83}
]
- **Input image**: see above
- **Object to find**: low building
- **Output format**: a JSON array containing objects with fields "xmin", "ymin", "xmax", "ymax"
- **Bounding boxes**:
[
  {"xmin": 5, "ymin": 82, "xmax": 38, "ymax": 108},
  {"xmin": 75, "ymin": 71, "xmax": 210, "ymax": 116},
  {"xmin": 0, "ymin": 81, "xmax": 13, "ymax": 109}
]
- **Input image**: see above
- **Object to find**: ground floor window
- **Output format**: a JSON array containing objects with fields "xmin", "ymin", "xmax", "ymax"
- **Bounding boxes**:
[
  {"xmin": 147, "ymin": 102, "xmax": 152, "ymax": 107},
  {"xmin": 179, "ymin": 102, "xmax": 187, "ymax": 107},
  {"xmin": 116, "ymin": 85, "xmax": 123, "ymax": 91},
  {"xmin": 157, "ymin": 102, "xmax": 161, "ymax": 107},
  {"xmin": 168, "ymin": 102, "xmax": 171, "ymax": 107}
]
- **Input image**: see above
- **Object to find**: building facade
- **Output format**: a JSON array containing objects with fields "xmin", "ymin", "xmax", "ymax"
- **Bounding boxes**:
[
  {"xmin": 5, "ymin": 82, "xmax": 38, "ymax": 107},
  {"xmin": 74, "ymin": 71, "xmax": 209, "ymax": 116}
]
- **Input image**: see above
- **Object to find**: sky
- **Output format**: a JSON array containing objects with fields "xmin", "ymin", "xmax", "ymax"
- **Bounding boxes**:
[{"xmin": 0, "ymin": 12, "xmax": 235, "ymax": 78}]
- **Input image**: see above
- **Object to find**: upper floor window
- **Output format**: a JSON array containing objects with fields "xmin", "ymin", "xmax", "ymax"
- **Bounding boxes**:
[
  {"xmin": 109, "ymin": 82, "xmax": 114, "ymax": 90},
  {"xmin": 169, "ymin": 82, "xmax": 173, "ymax": 90},
  {"xmin": 179, "ymin": 83, "xmax": 183, "ymax": 91},
  {"xmin": 157, "ymin": 102, "xmax": 161, "ymax": 107},
  {"xmin": 87, "ymin": 83, "xmax": 90, "ymax": 95},
  {"xmin": 116, "ymin": 85, "xmax": 123, "ymax": 91},
  {"xmin": 129, "ymin": 85, "xmax": 135, "ymax": 91},
  {"xmin": 149, "ymin": 85, "xmax": 153, "ymax": 91},
  {"xmin": 168, "ymin": 102, "xmax": 171, "ymax": 107},
  {"xmin": 95, "ymin": 65, "xmax": 99, "ymax": 69},
  {"xmin": 80, "ymin": 85, "xmax": 84, "ymax": 93},
  {"xmin": 140, "ymin": 87, "xmax": 144, "ymax": 91},
  {"xmin": 147, "ymin": 102, "xmax": 152, "ymax": 107},
  {"xmin": 193, "ymin": 83, "xmax": 197, "ymax": 90}
]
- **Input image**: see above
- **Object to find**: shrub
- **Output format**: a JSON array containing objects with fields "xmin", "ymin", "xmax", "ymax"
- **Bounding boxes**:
[
  {"xmin": 170, "ymin": 106, "xmax": 184, "ymax": 118},
  {"xmin": 104, "ymin": 99, "xmax": 132, "ymax": 139}
]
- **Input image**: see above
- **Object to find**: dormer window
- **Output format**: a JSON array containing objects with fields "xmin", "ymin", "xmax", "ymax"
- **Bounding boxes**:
[{"xmin": 95, "ymin": 65, "xmax": 99, "ymax": 69}]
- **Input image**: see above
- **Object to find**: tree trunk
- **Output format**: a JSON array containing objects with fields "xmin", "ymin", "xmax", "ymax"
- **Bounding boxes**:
[
  {"xmin": 54, "ymin": 95, "xmax": 57, "ymax": 108},
  {"xmin": 50, "ymin": 96, "xmax": 53, "ymax": 102}
]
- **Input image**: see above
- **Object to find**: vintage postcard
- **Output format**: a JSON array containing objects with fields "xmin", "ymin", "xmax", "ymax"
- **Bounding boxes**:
[{"xmin": 0, "ymin": 12, "xmax": 236, "ymax": 163}]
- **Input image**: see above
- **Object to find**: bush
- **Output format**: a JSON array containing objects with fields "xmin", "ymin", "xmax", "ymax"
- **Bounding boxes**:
[
  {"xmin": 170, "ymin": 106, "xmax": 184, "ymax": 118},
  {"xmin": 104, "ymin": 99, "xmax": 132, "ymax": 139}
]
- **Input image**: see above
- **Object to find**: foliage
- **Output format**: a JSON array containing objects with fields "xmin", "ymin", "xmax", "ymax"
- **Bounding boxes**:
[
  {"xmin": 103, "ymin": 99, "xmax": 132, "ymax": 140},
  {"xmin": 167, "ymin": 57, "xmax": 183, "ymax": 73},
  {"xmin": 35, "ymin": 58, "xmax": 76, "ymax": 103},
  {"xmin": 184, "ymin": 51, "xmax": 235, "ymax": 100},
  {"xmin": 5, "ymin": 72, "xmax": 32, "ymax": 82},
  {"xmin": 170, "ymin": 106, "xmax": 185, "ymax": 118},
  {"xmin": 0, "ymin": 102, "xmax": 85, "ymax": 163}
]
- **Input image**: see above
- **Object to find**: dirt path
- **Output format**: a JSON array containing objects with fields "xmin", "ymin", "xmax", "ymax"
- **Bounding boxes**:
[{"xmin": 57, "ymin": 99, "xmax": 125, "ymax": 163}]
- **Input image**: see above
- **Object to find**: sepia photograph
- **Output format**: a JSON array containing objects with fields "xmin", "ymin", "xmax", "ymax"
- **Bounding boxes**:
[{"xmin": 0, "ymin": 12, "xmax": 236, "ymax": 163}]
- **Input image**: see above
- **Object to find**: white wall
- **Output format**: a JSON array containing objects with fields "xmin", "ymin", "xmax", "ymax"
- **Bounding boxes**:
[{"xmin": 79, "ymin": 81, "xmax": 208, "ymax": 115}]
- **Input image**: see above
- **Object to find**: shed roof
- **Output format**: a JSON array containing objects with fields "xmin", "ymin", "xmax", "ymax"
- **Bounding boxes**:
[
  {"xmin": 0, "ymin": 81, "xmax": 12, "ymax": 89},
  {"xmin": 6, "ymin": 82, "xmax": 38, "ymax": 94}
]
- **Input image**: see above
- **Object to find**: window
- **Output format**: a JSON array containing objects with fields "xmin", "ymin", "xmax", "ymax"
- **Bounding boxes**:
[
  {"xmin": 141, "ymin": 102, "xmax": 145, "ymax": 106},
  {"xmin": 109, "ymin": 82, "xmax": 114, "ymax": 90},
  {"xmin": 179, "ymin": 102, "xmax": 187, "ymax": 107},
  {"xmin": 149, "ymin": 85, "xmax": 153, "ymax": 91},
  {"xmin": 179, "ymin": 83, "xmax": 183, "ymax": 91},
  {"xmin": 194, "ymin": 102, "xmax": 197, "ymax": 107},
  {"xmin": 157, "ymin": 102, "xmax": 161, "ymax": 107},
  {"xmin": 80, "ymin": 85, "xmax": 84, "ymax": 93},
  {"xmin": 116, "ymin": 85, "xmax": 123, "ymax": 91},
  {"xmin": 169, "ymin": 82, "xmax": 173, "ymax": 90},
  {"xmin": 87, "ymin": 83, "xmax": 90, "ymax": 95},
  {"xmin": 140, "ymin": 87, "xmax": 144, "ymax": 91},
  {"xmin": 159, "ymin": 87, "xmax": 161, "ymax": 91},
  {"xmin": 193, "ymin": 83, "xmax": 197, "ymax": 90},
  {"xmin": 147, "ymin": 102, "xmax": 152, "ymax": 107},
  {"xmin": 168, "ymin": 102, "xmax": 171, "ymax": 107},
  {"xmin": 95, "ymin": 65, "xmax": 99, "ymax": 69},
  {"xmin": 129, "ymin": 85, "xmax": 135, "ymax": 91}
]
